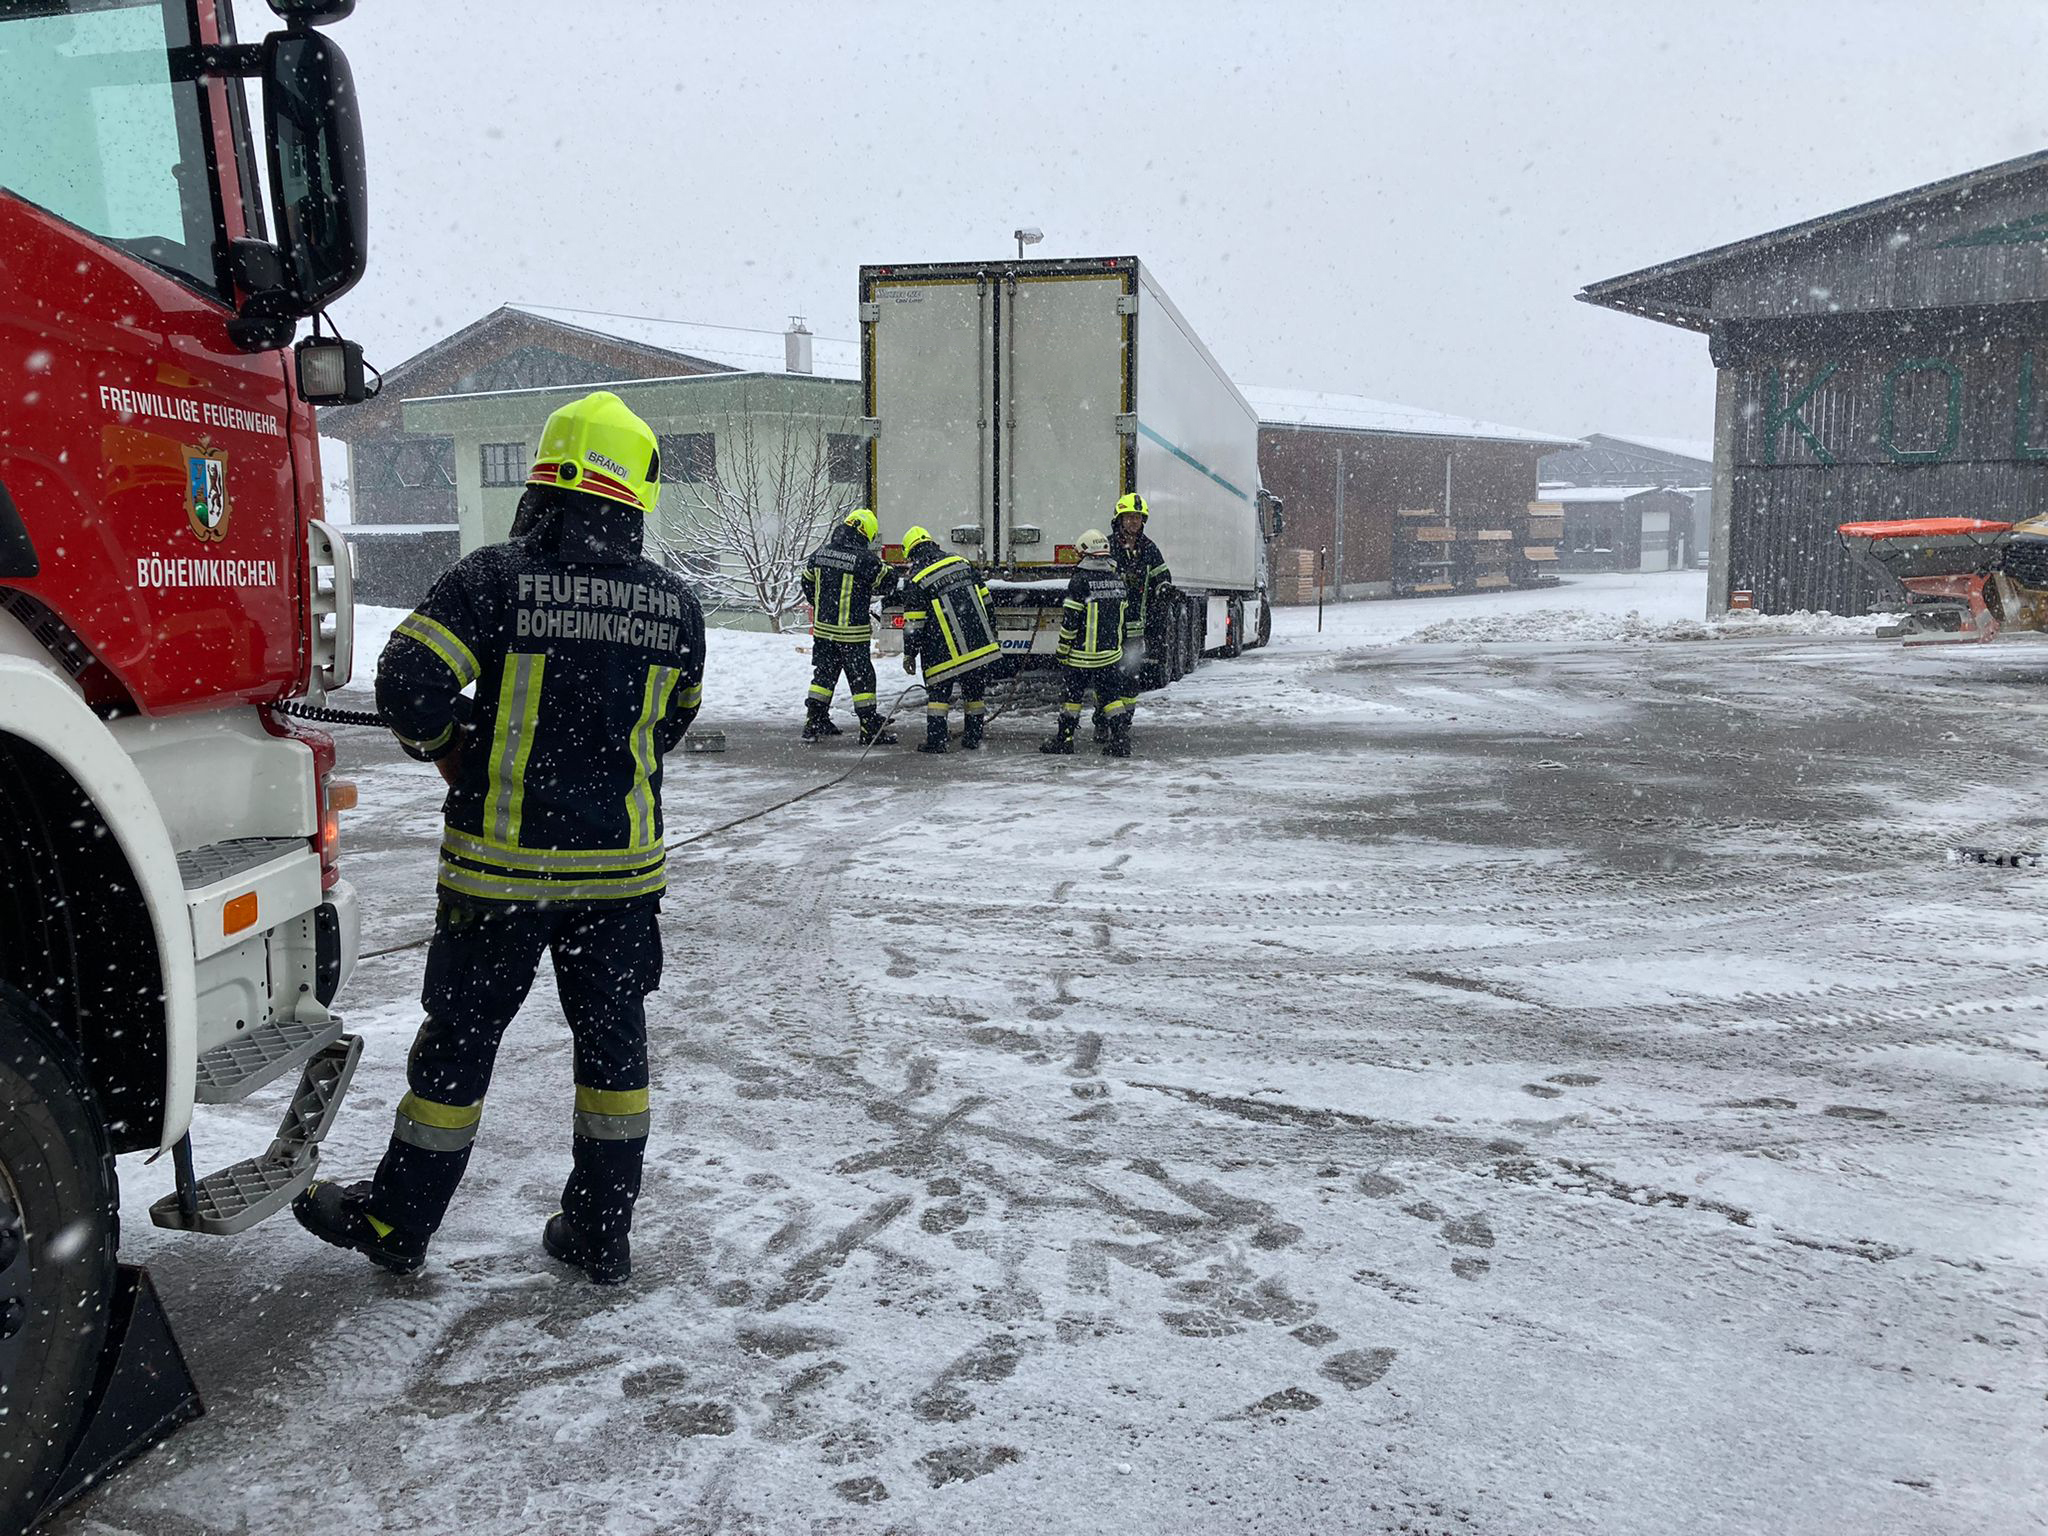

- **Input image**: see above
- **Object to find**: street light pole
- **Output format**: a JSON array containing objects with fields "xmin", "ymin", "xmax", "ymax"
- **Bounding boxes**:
[{"xmin": 1013, "ymin": 226, "xmax": 1043, "ymax": 260}]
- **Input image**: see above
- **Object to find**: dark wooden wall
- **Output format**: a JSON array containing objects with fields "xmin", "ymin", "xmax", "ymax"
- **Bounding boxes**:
[{"xmin": 1724, "ymin": 330, "xmax": 2048, "ymax": 611}]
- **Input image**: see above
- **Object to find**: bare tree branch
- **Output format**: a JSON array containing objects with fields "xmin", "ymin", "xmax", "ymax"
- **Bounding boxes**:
[{"xmin": 652, "ymin": 383, "xmax": 858, "ymax": 633}]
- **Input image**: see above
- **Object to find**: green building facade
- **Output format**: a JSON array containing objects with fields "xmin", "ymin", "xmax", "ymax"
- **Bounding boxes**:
[{"xmin": 401, "ymin": 371, "xmax": 866, "ymax": 562}]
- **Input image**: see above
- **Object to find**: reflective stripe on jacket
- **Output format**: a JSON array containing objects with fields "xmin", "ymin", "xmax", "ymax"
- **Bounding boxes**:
[
  {"xmin": 377, "ymin": 504, "xmax": 706, "ymax": 902},
  {"xmin": 1057, "ymin": 558, "xmax": 1128, "ymax": 669},
  {"xmin": 806, "ymin": 523, "xmax": 896, "ymax": 643},
  {"xmin": 901, "ymin": 551, "xmax": 1000, "ymax": 682},
  {"xmin": 1113, "ymin": 532, "xmax": 1172, "ymax": 635}
]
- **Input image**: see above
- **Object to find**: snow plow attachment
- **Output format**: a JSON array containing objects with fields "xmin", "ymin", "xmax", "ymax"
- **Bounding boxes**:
[{"xmin": 1835, "ymin": 517, "xmax": 2026, "ymax": 644}]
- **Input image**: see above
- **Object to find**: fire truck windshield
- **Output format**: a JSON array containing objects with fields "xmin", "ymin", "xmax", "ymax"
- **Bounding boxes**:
[{"xmin": 0, "ymin": 0, "xmax": 222, "ymax": 294}]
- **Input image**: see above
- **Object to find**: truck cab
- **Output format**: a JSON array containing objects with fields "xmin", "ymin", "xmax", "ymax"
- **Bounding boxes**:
[{"xmin": 0, "ymin": 0, "xmax": 371, "ymax": 1520}]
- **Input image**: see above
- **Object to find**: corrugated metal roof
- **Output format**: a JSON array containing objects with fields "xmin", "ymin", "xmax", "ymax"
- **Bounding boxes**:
[
  {"xmin": 1597, "ymin": 433, "xmax": 1712, "ymax": 464},
  {"xmin": 1242, "ymin": 385, "xmax": 1580, "ymax": 448},
  {"xmin": 1578, "ymin": 148, "xmax": 2048, "ymax": 331},
  {"xmin": 508, "ymin": 304, "xmax": 861, "ymax": 380}
]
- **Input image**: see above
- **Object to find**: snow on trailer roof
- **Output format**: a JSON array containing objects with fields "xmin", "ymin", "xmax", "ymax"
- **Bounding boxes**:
[
  {"xmin": 508, "ymin": 304, "xmax": 861, "ymax": 381},
  {"xmin": 1240, "ymin": 385, "xmax": 1579, "ymax": 448}
]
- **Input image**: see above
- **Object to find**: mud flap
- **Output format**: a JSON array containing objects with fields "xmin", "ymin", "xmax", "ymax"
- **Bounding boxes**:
[{"xmin": 39, "ymin": 1267, "xmax": 203, "ymax": 1522}]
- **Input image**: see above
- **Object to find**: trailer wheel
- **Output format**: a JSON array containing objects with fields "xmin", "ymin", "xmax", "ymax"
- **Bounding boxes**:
[
  {"xmin": 1163, "ymin": 596, "xmax": 1187, "ymax": 682},
  {"xmin": 1223, "ymin": 597, "xmax": 1245, "ymax": 658},
  {"xmin": 1255, "ymin": 593, "xmax": 1273, "ymax": 649},
  {"xmin": 1181, "ymin": 595, "xmax": 1202, "ymax": 676},
  {"xmin": 0, "ymin": 982, "xmax": 118, "ymax": 1528}
]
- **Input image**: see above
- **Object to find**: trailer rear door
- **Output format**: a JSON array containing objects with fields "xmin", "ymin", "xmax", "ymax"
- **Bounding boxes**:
[
  {"xmin": 867, "ymin": 275, "xmax": 992, "ymax": 551},
  {"xmin": 1000, "ymin": 271, "xmax": 1128, "ymax": 564}
]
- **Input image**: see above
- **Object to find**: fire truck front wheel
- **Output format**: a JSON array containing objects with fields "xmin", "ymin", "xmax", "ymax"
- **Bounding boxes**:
[{"xmin": 0, "ymin": 981, "xmax": 119, "ymax": 1531}]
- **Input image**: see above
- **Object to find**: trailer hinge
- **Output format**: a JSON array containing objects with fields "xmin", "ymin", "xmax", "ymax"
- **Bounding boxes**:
[
  {"xmin": 859, "ymin": 417, "xmax": 881, "ymax": 439},
  {"xmin": 859, "ymin": 302, "xmax": 881, "ymax": 324},
  {"xmin": 1114, "ymin": 413, "xmax": 1138, "ymax": 437},
  {"xmin": 1116, "ymin": 294, "xmax": 1140, "ymax": 315}
]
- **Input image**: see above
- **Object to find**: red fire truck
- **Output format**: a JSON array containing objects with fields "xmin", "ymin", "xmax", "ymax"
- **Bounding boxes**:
[{"xmin": 1, "ymin": 0, "xmax": 373, "ymax": 1522}]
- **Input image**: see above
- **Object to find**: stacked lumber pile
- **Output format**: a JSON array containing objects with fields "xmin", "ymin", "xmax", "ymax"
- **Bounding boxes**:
[
  {"xmin": 1515, "ymin": 500, "xmax": 1564, "ymax": 588},
  {"xmin": 1392, "ymin": 509, "xmax": 1456, "ymax": 596},
  {"xmin": 1270, "ymin": 546, "xmax": 1320, "ymax": 605}
]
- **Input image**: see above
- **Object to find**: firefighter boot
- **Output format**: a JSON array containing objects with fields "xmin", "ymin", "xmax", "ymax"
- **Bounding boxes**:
[
  {"xmin": 1040, "ymin": 716, "xmax": 1078, "ymax": 755},
  {"xmin": 293, "ymin": 1179, "xmax": 428, "ymax": 1275},
  {"xmin": 917, "ymin": 710, "xmax": 949, "ymax": 753},
  {"xmin": 1092, "ymin": 708, "xmax": 1111, "ymax": 744},
  {"xmin": 801, "ymin": 702, "xmax": 843, "ymax": 742},
  {"xmin": 543, "ymin": 1211, "xmax": 631, "ymax": 1286},
  {"xmin": 962, "ymin": 712, "xmax": 985, "ymax": 750},
  {"xmin": 857, "ymin": 710, "xmax": 898, "ymax": 746},
  {"xmin": 1106, "ymin": 712, "xmax": 1133, "ymax": 759}
]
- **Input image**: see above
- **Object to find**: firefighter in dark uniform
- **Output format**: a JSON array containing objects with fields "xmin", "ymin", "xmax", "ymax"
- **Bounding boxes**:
[
  {"xmin": 294, "ymin": 391, "xmax": 705, "ymax": 1286},
  {"xmin": 1043, "ymin": 528, "xmax": 1134, "ymax": 757},
  {"xmin": 898, "ymin": 525, "xmax": 1001, "ymax": 753},
  {"xmin": 1096, "ymin": 491, "xmax": 1172, "ymax": 739},
  {"xmin": 802, "ymin": 506, "xmax": 898, "ymax": 744}
]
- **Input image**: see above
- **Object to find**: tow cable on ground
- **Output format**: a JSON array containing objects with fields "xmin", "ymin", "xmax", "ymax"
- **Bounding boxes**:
[{"xmin": 310, "ymin": 681, "xmax": 938, "ymax": 963}]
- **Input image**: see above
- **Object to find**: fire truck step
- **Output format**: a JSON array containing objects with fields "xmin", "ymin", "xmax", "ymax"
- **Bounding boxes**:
[
  {"xmin": 174, "ymin": 835, "xmax": 306, "ymax": 888},
  {"xmin": 151, "ymin": 1034, "xmax": 362, "ymax": 1236},
  {"xmin": 192, "ymin": 1011, "xmax": 347, "ymax": 1104}
]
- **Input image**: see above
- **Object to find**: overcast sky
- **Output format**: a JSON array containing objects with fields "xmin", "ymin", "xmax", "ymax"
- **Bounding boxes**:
[{"xmin": 307, "ymin": 0, "xmax": 2046, "ymax": 445}]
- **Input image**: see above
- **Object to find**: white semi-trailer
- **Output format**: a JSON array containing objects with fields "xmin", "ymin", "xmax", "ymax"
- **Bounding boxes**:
[{"xmin": 859, "ymin": 256, "xmax": 1285, "ymax": 678}]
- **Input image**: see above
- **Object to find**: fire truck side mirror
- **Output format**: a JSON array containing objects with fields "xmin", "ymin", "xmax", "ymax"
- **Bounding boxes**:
[{"xmin": 260, "ymin": 28, "xmax": 368, "ymax": 313}]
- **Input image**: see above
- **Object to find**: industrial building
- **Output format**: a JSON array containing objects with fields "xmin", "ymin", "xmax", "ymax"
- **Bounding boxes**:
[
  {"xmin": 1536, "ymin": 484, "xmax": 1698, "ymax": 572},
  {"xmin": 1580, "ymin": 149, "xmax": 2048, "ymax": 613},
  {"xmin": 1247, "ymin": 387, "xmax": 1578, "ymax": 602},
  {"xmin": 1539, "ymin": 433, "xmax": 1711, "ymax": 570}
]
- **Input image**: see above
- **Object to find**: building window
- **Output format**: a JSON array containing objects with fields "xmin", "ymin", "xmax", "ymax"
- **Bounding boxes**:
[
  {"xmin": 827, "ymin": 432, "xmax": 866, "ymax": 485},
  {"xmin": 480, "ymin": 442, "xmax": 527, "ymax": 487},
  {"xmin": 658, "ymin": 432, "xmax": 717, "ymax": 484},
  {"xmin": 393, "ymin": 437, "xmax": 456, "ymax": 490}
]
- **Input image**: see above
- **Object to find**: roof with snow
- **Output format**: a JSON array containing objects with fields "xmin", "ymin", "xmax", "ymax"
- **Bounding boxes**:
[
  {"xmin": 1241, "ymin": 385, "xmax": 1578, "ymax": 449},
  {"xmin": 1534, "ymin": 485, "xmax": 1678, "ymax": 504},
  {"xmin": 1579, "ymin": 148, "xmax": 2048, "ymax": 332},
  {"xmin": 509, "ymin": 304, "xmax": 860, "ymax": 381}
]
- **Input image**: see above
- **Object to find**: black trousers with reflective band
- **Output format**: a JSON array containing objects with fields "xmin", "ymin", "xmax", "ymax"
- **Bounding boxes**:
[
  {"xmin": 808, "ymin": 638, "xmax": 879, "ymax": 712},
  {"xmin": 923, "ymin": 671, "xmax": 987, "ymax": 710},
  {"xmin": 1064, "ymin": 662, "xmax": 1131, "ymax": 715},
  {"xmin": 370, "ymin": 896, "xmax": 661, "ymax": 1247}
]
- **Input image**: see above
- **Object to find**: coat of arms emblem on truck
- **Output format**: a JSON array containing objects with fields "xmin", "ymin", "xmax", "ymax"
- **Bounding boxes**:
[{"xmin": 185, "ymin": 442, "xmax": 230, "ymax": 542}]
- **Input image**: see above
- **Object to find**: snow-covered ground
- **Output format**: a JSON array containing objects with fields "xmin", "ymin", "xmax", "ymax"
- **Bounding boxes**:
[{"xmin": 60, "ymin": 574, "xmax": 2048, "ymax": 1536}]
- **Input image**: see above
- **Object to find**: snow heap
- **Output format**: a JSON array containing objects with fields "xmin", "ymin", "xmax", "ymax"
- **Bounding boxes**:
[{"xmin": 1404, "ymin": 606, "xmax": 1896, "ymax": 644}]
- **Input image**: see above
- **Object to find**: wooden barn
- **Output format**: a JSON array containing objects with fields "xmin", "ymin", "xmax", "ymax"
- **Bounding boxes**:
[
  {"xmin": 1580, "ymin": 150, "xmax": 2048, "ymax": 614},
  {"xmin": 1245, "ymin": 387, "xmax": 1578, "ymax": 603}
]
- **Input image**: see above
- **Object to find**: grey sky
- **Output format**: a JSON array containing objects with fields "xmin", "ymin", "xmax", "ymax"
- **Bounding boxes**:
[{"xmin": 315, "ymin": 0, "xmax": 2046, "ymax": 444}]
